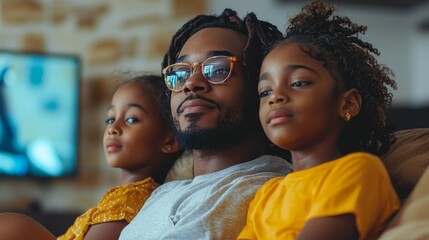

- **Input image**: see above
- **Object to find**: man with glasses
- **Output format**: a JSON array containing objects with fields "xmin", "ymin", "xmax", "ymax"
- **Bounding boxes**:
[{"xmin": 120, "ymin": 9, "xmax": 291, "ymax": 240}]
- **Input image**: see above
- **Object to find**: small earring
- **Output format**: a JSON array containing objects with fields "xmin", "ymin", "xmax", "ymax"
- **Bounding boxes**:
[
  {"xmin": 344, "ymin": 112, "xmax": 351, "ymax": 122},
  {"xmin": 167, "ymin": 146, "xmax": 172, "ymax": 151}
]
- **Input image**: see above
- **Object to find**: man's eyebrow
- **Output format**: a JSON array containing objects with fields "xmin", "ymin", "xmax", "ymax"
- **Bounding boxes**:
[
  {"xmin": 177, "ymin": 54, "xmax": 189, "ymax": 63},
  {"xmin": 207, "ymin": 50, "xmax": 234, "ymax": 57},
  {"xmin": 176, "ymin": 50, "xmax": 235, "ymax": 63}
]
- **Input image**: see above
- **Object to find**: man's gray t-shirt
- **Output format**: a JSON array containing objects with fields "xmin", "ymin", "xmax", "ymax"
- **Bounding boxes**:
[{"xmin": 119, "ymin": 155, "xmax": 291, "ymax": 240}]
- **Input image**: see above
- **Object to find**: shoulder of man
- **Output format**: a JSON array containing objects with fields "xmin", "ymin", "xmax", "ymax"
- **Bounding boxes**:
[{"xmin": 244, "ymin": 154, "xmax": 292, "ymax": 175}]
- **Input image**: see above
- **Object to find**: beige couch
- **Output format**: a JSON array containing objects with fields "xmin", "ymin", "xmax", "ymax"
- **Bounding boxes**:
[
  {"xmin": 382, "ymin": 128, "xmax": 429, "ymax": 202},
  {"xmin": 380, "ymin": 128, "xmax": 429, "ymax": 239}
]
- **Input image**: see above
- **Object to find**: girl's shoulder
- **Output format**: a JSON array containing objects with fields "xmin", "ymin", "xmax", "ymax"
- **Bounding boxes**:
[
  {"xmin": 335, "ymin": 152, "xmax": 390, "ymax": 178},
  {"xmin": 340, "ymin": 152, "xmax": 383, "ymax": 166},
  {"xmin": 99, "ymin": 177, "xmax": 159, "ymax": 205}
]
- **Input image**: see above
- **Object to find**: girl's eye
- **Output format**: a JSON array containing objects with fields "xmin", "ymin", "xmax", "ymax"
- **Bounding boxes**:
[
  {"xmin": 126, "ymin": 118, "xmax": 139, "ymax": 124},
  {"xmin": 291, "ymin": 81, "xmax": 310, "ymax": 88},
  {"xmin": 259, "ymin": 90, "xmax": 272, "ymax": 99},
  {"xmin": 105, "ymin": 118, "xmax": 114, "ymax": 125}
]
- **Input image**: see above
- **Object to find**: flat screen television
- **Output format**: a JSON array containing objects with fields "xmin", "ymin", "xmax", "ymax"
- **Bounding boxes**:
[{"xmin": 0, "ymin": 50, "xmax": 80, "ymax": 178}]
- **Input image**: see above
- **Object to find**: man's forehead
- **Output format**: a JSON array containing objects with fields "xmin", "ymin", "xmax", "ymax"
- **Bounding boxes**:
[{"xmin": 177, "ymin": 27, "xmax": 247, "ymax": 63}]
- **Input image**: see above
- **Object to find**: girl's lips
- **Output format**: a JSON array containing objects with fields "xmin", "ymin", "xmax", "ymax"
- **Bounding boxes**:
[
  {"xmin": 266, "ymin": 109, "xmax": 293, "ymax": 125},
  {"xmin": 105, "ymin": 140, "xmax": 122, "ymax": 152}
]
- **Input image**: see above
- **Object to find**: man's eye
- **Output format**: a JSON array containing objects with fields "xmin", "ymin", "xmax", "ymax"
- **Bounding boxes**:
[
  {"xmin": 291, "ymin": 81, "xmax": 310, "ymax": 87},
  {"xmin": 213, "ymin": 67, "xmax": 229, "ymax": 75},
  {"xmin": 105, "ymin": 118, "xmax": 115, "ymax": 125},
  {"xmin": 126, "ymin": 118, "xmax": 139, "ymax": 124},
  {"xmin": 259, "ymin": 90, "xmax": 272, "ymax": 99}
]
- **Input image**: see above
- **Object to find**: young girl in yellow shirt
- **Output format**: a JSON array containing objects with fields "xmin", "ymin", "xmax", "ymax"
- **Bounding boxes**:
[
  {"xmin": 0, "ymin": 74, "xmax": 182, "ymax": 240},
  {"xmin": 238, "ymin": 1, "xmax": 400, "ymax": 239}
]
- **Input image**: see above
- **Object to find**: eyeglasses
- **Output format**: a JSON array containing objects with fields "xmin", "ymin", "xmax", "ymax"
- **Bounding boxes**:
[{"xmin": 162, "ymin": 55, "xmax": 239, "ymax": 92}]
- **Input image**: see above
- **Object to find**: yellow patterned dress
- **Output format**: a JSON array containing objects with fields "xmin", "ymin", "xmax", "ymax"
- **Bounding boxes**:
[{"xmin": 58, "ymin": 177, "xmax": 158, "ymax": 240}]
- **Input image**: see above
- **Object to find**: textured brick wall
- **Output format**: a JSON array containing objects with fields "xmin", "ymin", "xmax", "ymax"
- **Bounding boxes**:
[{"xmin": 0, "ymin": 0, "xmax": 206, "ymax": 212}]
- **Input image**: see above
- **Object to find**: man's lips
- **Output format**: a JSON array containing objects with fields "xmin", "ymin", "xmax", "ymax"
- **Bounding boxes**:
[
  {"xmin": 266, "ymin": 109, "xmax": 293, "ymax": 124},
  {"xmin": 177, "ymin": 95, "xmax": 220, "ymax": 114}
]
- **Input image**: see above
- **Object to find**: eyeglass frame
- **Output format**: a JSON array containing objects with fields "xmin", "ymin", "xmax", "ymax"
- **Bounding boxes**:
[{"xmin": 162, "ymin": 55, "xmax": 239, "ymax": 92}]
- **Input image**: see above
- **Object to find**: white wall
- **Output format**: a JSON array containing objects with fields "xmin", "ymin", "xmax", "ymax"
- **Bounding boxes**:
[{"xmin": 208, "ymin": 0, "xmax": 429, "ymax": 106}]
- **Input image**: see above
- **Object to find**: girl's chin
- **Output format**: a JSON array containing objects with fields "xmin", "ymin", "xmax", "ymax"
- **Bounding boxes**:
[
  {"xmin": 106, "ymin": 159, "xmax": 123, "ymax": 168},
  {"xmin": 268, "ymin": 134, "xmax": 296, "ymax": 151}
]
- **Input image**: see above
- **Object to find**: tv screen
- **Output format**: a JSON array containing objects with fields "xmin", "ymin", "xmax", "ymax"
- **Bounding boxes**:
[{"xmin": 0, "ymin": 50, "xmax": 80, "ymax": 178}]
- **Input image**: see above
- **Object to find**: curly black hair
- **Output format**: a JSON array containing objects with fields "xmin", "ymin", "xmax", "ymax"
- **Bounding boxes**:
[
  {"xmin": 274, "ymin": 0, "xmax": 397, "ymax": 156},
  {"xmin": 118, "ymin": 74, "xmax": 173, "ymax": 129},
  {"xmin": 161, "ymin": 8, "xmax": 283, "ymax": 94}
]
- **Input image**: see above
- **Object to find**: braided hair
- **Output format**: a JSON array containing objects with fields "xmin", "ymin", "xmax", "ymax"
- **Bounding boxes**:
[
  {"xmin": 277, "ymin": 0, "xmax": 397, "ymax": 156},
  {"xmin": 161, "ymin": 8, "xmax": 283, "ymax": 93}
]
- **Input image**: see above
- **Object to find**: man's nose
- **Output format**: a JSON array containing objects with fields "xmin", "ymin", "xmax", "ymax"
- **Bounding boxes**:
[{"xmin": 183, "ymin": 67, "xmax": 211, "ymax": 94}]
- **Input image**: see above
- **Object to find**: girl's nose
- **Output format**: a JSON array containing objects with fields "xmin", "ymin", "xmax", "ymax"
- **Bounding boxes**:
[
  {"xmin": 268, "ymin": 92, "xmax": 288, "ymax": 106},
  {"xmin": 107, "ymin": 125, "xmax": 120, "ymax": 135}
]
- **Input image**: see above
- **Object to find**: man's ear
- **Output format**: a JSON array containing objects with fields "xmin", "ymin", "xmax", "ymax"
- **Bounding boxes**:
[
  {"xmin": 339, "ymin": 88, "xmax": 362, "ymax": 121},
  {"xmin": 161, "ymin": 132, "xmax": 181, "ymax": 154}
]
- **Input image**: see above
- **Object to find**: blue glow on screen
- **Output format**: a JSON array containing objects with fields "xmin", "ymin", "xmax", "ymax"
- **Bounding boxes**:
[{"xmin": 0, "ymin": 51, "xmax": 80, "ymax": 178}]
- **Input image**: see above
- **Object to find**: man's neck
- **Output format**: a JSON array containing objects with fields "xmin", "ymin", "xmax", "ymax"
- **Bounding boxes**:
[{"xmin": 192, "ymin": 133, "xmax": 265, "ymax": 176}]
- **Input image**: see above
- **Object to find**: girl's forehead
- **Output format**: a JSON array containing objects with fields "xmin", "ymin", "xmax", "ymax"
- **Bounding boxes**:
[
  {"xmin": 271, "ymin": 42, "xmax": 340, "ymax": 75},
  {"xmin": 114, "ymin": 83, "xmax": 148, "ymax": 100},
  {"xmin": 264, "ymin": 43, "xmax": 324, "ymax": 68}
]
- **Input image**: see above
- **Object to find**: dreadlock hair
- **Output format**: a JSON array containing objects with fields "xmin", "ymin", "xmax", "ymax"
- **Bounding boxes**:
[
  {"xmin": 161, "ymin": 8, "xmax": 283, "ymax": 96},
  {"xmin": 276, "ymin": 0, "xmax": 397, "ymax": 156},
  {"xmin": 160, "ymin": 9, "xmax": 286, "ymax": 157}
]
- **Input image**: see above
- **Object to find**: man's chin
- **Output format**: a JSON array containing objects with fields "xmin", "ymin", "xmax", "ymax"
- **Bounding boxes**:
[
  {"xmin": 176, "ymin": 124, "xmax": 250, "ymax": 151},
  {"xmin": 179, "ymin": 120, "xmax": 217, "ymax": 132},
  {"xmin": 176, "ymin": 127, "xmax": 220, "ymax": 151},
  {"xmin": 173, "ymin": 107, "xmax": 251, "ymax": 151},
  {"xmin": 182, "ymin": 112, "xmax": 218, "ymax": 125}
]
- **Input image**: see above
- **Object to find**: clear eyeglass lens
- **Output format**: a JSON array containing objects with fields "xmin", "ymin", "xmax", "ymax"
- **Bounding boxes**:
[
  {"xmin": 203, "ymin": 57, "xmax": 231, "ymax": 83},
  {"xmin": 165, "ymin": 56, "xmax": 232, "ymax": 91},
  {"xmin": 165, "ymin": 65, "xmax": 192, "ymax": 90}
]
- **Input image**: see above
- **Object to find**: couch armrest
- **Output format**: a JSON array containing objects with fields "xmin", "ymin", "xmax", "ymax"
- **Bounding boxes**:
[{"xmin": 382, "ymin": 128, "xmax": 429, "ymax": 201}]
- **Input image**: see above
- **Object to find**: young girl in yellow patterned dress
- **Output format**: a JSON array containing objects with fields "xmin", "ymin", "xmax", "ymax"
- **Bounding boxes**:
[
  {"xmin": 238, "ymin": 1, "xmax": 400, "ymax": 239},
  {"xmin": 0, "ymin": 74, "xmax": 182, "ymax": 240}
]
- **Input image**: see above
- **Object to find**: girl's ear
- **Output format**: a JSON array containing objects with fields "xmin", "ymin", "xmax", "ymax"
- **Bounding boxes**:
[
  {"xmin": 161, "ymin": 132, "xmax": 181, "ymax": 154},
  {"xmin": 339, "ymin": 88, "xmax": 362, "ymax": 121}
]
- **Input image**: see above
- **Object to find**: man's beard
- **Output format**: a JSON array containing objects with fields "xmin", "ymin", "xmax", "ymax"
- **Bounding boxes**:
[{"xmin": 173, "ymin": 106, "xmax": 254, "ymax": 151}]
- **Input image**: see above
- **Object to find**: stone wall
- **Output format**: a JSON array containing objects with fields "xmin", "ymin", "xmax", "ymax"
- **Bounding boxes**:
[{"xmin": 0, "ymin": 0, "xmax": 206, "ymax": 213}]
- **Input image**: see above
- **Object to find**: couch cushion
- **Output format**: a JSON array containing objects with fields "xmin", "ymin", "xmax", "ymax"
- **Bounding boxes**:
[
  {"xmin": 164, "ymin": 151, "xmax": 193, "ymax": 182},
  {"xmin": 382, "ymin": 128, "xmax": 429, "ymax": 201},
  {"xmin": 379, "ymin": 163, "xmax": 429, "ymax": 239}
]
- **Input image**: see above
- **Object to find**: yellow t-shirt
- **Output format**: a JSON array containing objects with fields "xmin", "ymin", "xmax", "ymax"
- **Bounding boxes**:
[
  {"xmin": 58, "ymin": 177, "xmax": 158, "ymax": 240},
  {"xmin": 238, "ymin": 152, "xmax": 400, "ymax": 240}
]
